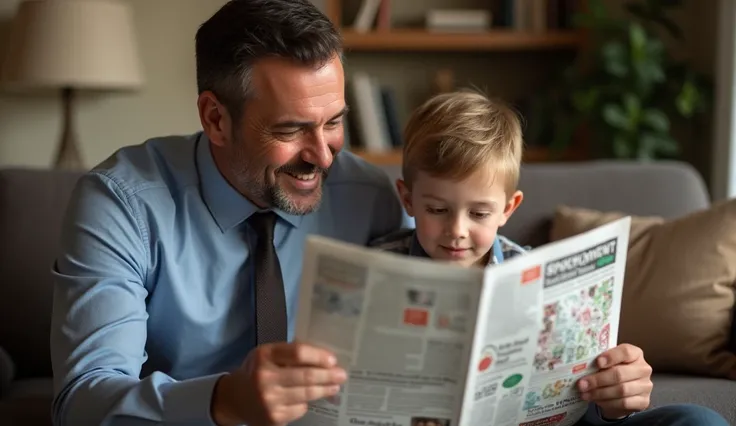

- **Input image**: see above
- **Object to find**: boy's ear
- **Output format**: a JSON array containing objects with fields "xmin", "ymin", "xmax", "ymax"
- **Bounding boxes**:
[
  {"xmin": 395, "ymin": 178, "xmax": 415, "ymax": 217},
  {"xmin": 499, "ymin": 190, "xmax": 523, "ymax": 227}
]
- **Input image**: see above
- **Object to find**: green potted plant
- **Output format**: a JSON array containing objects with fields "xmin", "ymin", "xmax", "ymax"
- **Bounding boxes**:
[{"xmin": 529, "ymin": 0, "xmax": 712, "ymax": 160}]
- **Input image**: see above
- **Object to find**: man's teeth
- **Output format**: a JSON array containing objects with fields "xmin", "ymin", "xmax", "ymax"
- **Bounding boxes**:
[{"xmin": 288, "ymin": 172, "xmax": 316, "ymax": 181}]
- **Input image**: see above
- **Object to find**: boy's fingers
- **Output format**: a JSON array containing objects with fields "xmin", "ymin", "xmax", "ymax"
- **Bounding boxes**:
[
  {"xmin": 597, "ymin": 344, "xmax": 642, "ymax": 368},
  {"xmin": 581, "ymin": 377, "xmax": 652, "ymax": 401},
  {"xmin": 578, "ymin": 363, "xmax": 651, "ymax": 391}
]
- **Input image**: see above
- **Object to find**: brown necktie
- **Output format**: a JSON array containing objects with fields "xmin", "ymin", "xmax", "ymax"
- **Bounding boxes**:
[{"xmin": 248, "ymin": 211, "xmax": 287, "ymax": 345}]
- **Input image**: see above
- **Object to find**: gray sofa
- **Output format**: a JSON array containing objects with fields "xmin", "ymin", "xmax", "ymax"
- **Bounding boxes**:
[{"xmin": 1, "ymin": 161, "xmax": 735, "ymax": 425}]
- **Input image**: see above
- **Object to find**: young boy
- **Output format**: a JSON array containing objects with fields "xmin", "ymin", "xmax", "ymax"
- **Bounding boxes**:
[
  {"xmin": 369, "ymin": 89, "xmax": 728, "ymax": 426},
  {"xmin": 369, "ymin": 89, "xmax": 525, "ymax": 268}
]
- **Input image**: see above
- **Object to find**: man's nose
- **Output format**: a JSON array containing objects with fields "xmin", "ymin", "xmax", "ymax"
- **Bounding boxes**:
[{"xmin": 302, "ymin": 129, "xmax": 333, "ymax": 170}]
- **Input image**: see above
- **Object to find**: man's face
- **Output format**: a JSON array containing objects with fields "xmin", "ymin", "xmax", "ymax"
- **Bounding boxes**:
[{"xmin": 219, "ymin": 55, "xmax": 346, "ymax": 215}]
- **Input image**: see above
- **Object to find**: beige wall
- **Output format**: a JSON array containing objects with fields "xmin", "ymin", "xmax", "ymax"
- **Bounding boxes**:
[
  {"xmin": 0, "ymin": 0, "xmax": 220, "ymax": 168},
  {"xmin": 0, "ymin": 0, "xmax": 325, "ymax": 168}
]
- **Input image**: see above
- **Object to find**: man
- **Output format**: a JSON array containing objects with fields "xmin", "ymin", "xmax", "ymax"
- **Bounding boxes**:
[
  {"xmin": 50, "ymin": 1, "xmax": 404, "ymax": 424},
  {"xmin": 50, "ymin": 1, "xmax": 728, "ymax": 426}
]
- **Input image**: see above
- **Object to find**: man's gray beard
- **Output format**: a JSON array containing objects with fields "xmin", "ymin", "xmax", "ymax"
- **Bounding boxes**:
[
  {"xmin": 270, "ymin": 182, "xmax": 323, "ymax": 215},
  {"xmin": 231, "ymin": 164, "xmax": 324, "ymax": 216}
]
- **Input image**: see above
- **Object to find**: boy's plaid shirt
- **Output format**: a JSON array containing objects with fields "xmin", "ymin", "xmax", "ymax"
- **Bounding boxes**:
[{"xmin": 369, "ymin": 228, "xmax": 528, "ymax": 265}]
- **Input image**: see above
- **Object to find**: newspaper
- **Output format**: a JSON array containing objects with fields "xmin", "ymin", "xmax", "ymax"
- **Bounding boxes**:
[{"xmin": 293, "ymin": 216, "xmax": 631, "ymax": 426}]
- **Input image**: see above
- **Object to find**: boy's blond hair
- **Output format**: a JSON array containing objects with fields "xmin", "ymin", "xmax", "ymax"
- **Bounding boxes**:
[{"xmin": 402, "ymin": 89, "xmax": 523, "ymax": 196}]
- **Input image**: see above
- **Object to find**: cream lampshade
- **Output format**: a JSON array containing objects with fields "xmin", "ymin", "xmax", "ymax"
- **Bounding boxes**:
[{"xmin": 0, "ymin": 0, "xmax": 144, "ymax": 170}]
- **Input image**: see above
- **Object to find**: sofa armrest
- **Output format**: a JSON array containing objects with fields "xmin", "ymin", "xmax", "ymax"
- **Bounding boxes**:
[{"xmin": 0, "ymin": 346, "xmax": 15, "ymax": 397}]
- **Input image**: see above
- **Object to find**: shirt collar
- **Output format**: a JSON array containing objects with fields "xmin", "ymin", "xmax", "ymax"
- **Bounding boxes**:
[
  {"xmin": 195, "ymin": 132, "xmax": 303, "ymax": 232},
  {"xmin": 408, "ymin": 231, "xmax": 504, "ymax": 265}
]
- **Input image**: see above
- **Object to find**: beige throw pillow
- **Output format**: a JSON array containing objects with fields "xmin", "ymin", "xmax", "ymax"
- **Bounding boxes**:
[{"xmin": 550, "ymin": 201, "xmax": 736, "ymax": 380}]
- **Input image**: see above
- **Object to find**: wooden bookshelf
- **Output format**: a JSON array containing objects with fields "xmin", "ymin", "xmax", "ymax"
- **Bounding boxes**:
[
  {"xmin": 328, "ymin": 0, "xmax": 591, "ymax": 163},
  {"xmin": 351, "ymin": 147, "xmax": 586, "ymax": 166},
  {"xmin": 342, "ymin": 29, "xmax": 584, "ymax": 52}
]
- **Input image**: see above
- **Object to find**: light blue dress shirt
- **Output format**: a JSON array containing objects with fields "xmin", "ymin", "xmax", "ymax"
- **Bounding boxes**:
[{"xmin": 49, "ymin": 132, "xmax": 411, "ymax": 425}]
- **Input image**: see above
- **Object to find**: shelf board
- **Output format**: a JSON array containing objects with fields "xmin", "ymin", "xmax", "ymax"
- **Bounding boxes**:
[
  {"xmin": 351, "ymin": 147, "xmax": 585, "ymax": 166},
  {"xmin": 341, "ymin": 29, "xmax": 584, "ymax": 52}
]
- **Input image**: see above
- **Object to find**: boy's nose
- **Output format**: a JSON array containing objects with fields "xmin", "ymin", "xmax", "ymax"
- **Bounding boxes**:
[{"xmin": 447, "ymin": 216, "xmax": 468, "ymax": 239}]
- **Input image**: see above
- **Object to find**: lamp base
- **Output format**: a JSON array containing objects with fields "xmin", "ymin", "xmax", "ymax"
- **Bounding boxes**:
[{"xmin": 54, "ymin": 87, "xmax": 84, "ymax": 171}]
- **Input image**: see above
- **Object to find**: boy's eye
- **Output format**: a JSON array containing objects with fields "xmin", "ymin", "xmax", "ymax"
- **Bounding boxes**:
[
  {"xmin": 426, "ymin": 207, "xmax": 447, "ymax": 214},
  {"xmin": 472, "ymin": 212, "xmax": 491, "ymax": 219}
]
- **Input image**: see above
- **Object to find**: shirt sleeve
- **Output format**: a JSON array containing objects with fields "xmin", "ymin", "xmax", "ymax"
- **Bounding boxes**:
[{"xmin": 50, "ymin": 171, "xmax": 225, "ymax": 426}]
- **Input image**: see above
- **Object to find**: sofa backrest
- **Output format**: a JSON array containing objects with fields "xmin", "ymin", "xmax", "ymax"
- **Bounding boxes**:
[
  {"xmin": 0, "ymin": 160, "xmax": 710, "ymax": 379},
  {"xmin": 378, "ymin": 160, "xmax": 711, "ymax": 247},
  {"xmin": 0, "ymin": 168, "xmax": 84, "ymax": 379}
]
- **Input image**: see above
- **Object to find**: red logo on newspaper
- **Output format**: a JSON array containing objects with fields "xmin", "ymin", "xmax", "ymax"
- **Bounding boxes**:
[
  {"xmin": 520, "ymin": 413, "xmax": 567, "ymax": 425},
  {"xmin": 599, "ymin": 323, "xmax": 611, "ymax": 348},
  {"xmin": 478, "ymin": 354, "xmax": 493, "ymax": 372},
  {"xmin": 477, "ymin": 346, "xmax": 495, "ymax": 372},
  {"xmin": 521, "ymin": 265, "xmax": 541, "ymax": 285},
  {"xmin": 572, "ymin": 363, "xmax": 587, "ymax": 374},
  {"xmin": 403, "ymin": 309, "xmax": 428, "ymax": 326}
]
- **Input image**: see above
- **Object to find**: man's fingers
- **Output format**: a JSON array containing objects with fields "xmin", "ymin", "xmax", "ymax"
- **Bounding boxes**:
[
  {"xmin": 279, "ymin": 384, "xmax": 342, "ymax": 405},
  {"xmin": 579, "ymin": 362, "xmax": 651, "ymax": 391},
  {"xmin": 269, "ymin": 342, "xmax": 338, "ymax": 368},
  {"xmin": 278, "ymin": 366, "xmax": 348, "ymax": 387},
  {"xmin": 597, "ymin": 344, "xmax": 642, "ymax": 368},
  {"xmin": 266, "ymin": 403, "xmax": 309, "ymax": 425}
]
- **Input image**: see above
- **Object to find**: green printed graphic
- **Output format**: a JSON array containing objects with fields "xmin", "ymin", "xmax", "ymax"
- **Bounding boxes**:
[
  {"xmin": 596, "ymin": 255, "xmax": 615, "ymax": 268},
  {"xmin": 503, "ymin": 373, "xmax": 523, "ymax": 388}
]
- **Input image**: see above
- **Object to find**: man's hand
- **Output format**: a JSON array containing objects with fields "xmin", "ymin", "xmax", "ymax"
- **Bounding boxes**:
[
  {"xmin": 211, "ymin": 341, "xmax": 347, "ymax": 426},
  {"xmin": 577, "ymin": 343, "xmax": 653, "ymax": 420}
]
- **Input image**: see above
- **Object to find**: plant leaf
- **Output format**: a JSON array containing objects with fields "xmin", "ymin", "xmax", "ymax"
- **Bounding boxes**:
[
  {"xmin": 629, "ymin": 23, "xmax": 648, "ymax": 54},
  {"xmin": 640, "ymin": 132, "xmax": 679, "ymax": 158},
  {"xmin": 624, "ymin": 93, "xmax": 641, "ymax": 115},
  {"xmin": 602, "ymin": 42, "xmax": 629, "ymax": 77},
  {"xmin": 676, "ymin": 80, "xmax": 701, "ymax": 117},
  {"xmin": 642, "ymin": 109, "xmax": 670, "ymax": 132},
  {"xmin": 603, "ymin": 104, "xmax": 630, "ymax": 131}
]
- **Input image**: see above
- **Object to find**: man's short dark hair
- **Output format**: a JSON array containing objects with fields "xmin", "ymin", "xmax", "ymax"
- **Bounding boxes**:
[{"xmin": 195, "ymin": 0, "xmax": 343, "ymax": 119}]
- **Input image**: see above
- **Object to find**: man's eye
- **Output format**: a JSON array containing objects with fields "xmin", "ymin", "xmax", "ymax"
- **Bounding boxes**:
[
  {"xmin": 326, "ymin": 120, "xmax": 342, "ymax": 128},
  {"xmin": 274, "ymin": 130, "xmax": 300, "ymax": 138}
]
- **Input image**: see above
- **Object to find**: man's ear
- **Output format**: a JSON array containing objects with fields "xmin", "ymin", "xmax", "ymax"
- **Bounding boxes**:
[
  {"xmin": 499, "ymin": 190, "xmax": 523, "ymax": 227},
  {"xmin": 197, "ymin": 91, "xmax": 233, "ymax": 148},
  {"xmin": 395, "ymin": 178, "xmax": 415, "ymax": 217}
]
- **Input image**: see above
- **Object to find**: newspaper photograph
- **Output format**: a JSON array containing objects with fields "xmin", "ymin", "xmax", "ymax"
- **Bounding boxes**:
[{"xmin": 294, "ymin": 216, "xmax": 631, "ymax": 426}]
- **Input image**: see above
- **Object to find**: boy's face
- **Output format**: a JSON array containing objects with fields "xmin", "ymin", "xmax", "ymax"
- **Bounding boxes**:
[{"xmin": 397, "ymin": 169, "xmax": 523, "ymax": 267}]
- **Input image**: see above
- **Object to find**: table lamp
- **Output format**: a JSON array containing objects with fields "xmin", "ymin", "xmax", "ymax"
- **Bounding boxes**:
[{"xmin": 0, "ymin": 0, "xmax": 144, "ymax": 170}]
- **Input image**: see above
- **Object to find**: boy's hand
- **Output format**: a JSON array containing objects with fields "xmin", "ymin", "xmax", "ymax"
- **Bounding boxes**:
[{"xmin": 577, "ymin": 344, "xmax": 653, "ymax": 420}]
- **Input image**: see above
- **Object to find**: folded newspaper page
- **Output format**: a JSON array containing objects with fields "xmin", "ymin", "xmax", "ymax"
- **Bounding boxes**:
[{"xmin": 293, "ymin": 217, "xmax": 630, "ymax": 426}]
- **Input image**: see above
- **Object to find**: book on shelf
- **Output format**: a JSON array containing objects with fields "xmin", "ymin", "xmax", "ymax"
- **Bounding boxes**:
[
  {"xmin": 425, "ymin": 9, "xmax": 492, "ymax": 33},
  {"xmin": 346, "ymin": 72, "xmax": 402, "ymax": 154},
  {"xmin": 348, "ymin": 0, "xmax": 581, "ymax": 35}
]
